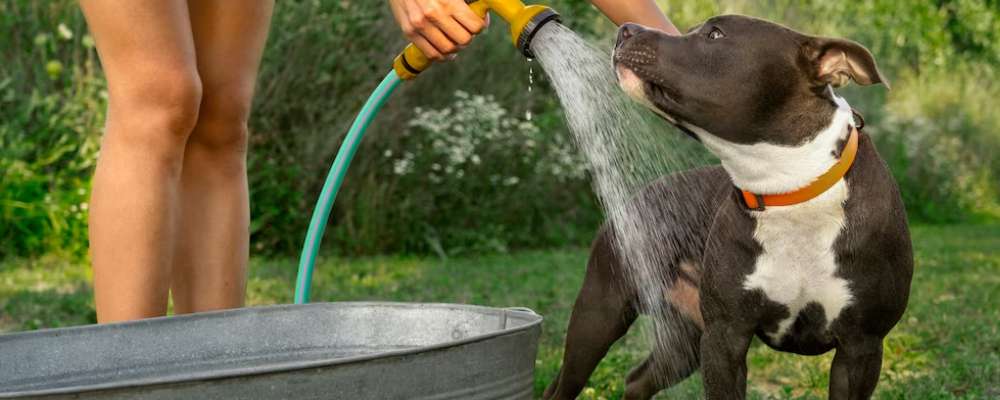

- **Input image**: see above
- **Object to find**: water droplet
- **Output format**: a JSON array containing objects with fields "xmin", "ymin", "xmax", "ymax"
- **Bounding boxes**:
[{"xmin": 527, "ymin": 58, "xmax": 534, "ymax": 93}]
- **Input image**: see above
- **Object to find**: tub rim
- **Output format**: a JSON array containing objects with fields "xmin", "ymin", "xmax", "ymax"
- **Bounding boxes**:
[{"xmin": 0, "ymin": 301, "xmax": 543, "ymax": 398}]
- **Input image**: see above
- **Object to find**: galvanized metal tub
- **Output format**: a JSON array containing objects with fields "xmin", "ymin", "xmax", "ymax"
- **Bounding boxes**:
[{"xmin": 0, "ymin": 302, "xmax": 543, "ymax": 399}]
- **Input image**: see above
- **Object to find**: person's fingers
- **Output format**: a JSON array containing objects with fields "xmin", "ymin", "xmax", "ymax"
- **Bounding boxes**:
[
  {"xmin": 397, "ymin": 0, "xmax": 490, "ymax": 60},
  {"xmin": 421, "ymin": 25, "xmax": 458, "ymax": 57},
  {"xmin": 411, "ymin": 35, "xmax": 444, "ymax": 61},
  {"xmin": 404, "ymin": 0, "xmax": 455, "ymax": 59},
  {"xmin": 448, "ymin": 0, "xmax": 486, "ymax": 34},
  {"xmin": 392, "ymin": 0, "xmax": 429, "ymax": 57},
  {"xmin": 390, "ymin": 0, "xmax": 412, "ymax": 35},
  {"xmin": 392, "ymin": 1, "xmax": 440, "ymax": 60},
  {"xmin": 427, "ymin": 9, "xmax": 473, "ymax": 48},
  {"xmin": 389, "ymin": 0, "xmax": 407, "ymax": 23}
]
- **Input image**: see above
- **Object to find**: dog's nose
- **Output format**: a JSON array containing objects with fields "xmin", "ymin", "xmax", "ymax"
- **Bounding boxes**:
[{"xmin": 617, "ymin": 23, "xmax": 645, "ymax": 47}]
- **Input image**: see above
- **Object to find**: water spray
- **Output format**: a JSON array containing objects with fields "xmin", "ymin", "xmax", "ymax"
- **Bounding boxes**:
[{"xmin": 295, "ymin": 0, "xmax": 561, "ymax": 303}]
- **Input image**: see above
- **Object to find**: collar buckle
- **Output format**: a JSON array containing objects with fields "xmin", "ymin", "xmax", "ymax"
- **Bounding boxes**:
[{"xmin": 752, "ymin": 193, "xmax": 766, "ymax": 211}]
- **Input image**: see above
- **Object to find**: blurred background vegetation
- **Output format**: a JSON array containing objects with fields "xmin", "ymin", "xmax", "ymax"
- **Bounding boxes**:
[{"xmin": 2, "ymin": 0, "xmax": 998, "ymax": 260}]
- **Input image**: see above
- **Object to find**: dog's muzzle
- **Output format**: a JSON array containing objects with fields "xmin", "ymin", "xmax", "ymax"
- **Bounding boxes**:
[{"xmin": 616, "ymin": 23, "xmax": 646, "ymax": 50}]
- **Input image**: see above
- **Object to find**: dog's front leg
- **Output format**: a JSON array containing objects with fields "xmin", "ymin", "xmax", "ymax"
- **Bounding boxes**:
[
  {"xmin": 829, "ymin": 335, "xmax": 884, "ymax": 400},
  {"xmin": 700, "ymin": 322, "xmax": 752, "ymax": 399}
]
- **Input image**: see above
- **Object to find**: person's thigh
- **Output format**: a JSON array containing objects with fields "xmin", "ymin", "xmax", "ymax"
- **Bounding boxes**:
[
  {"xmin": 79, "ymin": 0, "xmax": 198, "ymax": 323},
  {"xmin": 188, "ymin": 0, "xmax": 273, "ymax": 134}
]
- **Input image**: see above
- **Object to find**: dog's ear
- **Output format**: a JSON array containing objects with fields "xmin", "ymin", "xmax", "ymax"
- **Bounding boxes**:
[{"xmin": 803, "ymin": 37, "xmax": 889, "ymax": 90}]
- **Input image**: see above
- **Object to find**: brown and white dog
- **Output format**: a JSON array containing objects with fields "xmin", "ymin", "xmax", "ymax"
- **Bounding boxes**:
[{"xmin": 544, "ymin": 15, "xmax": 913, "ymax": 399}]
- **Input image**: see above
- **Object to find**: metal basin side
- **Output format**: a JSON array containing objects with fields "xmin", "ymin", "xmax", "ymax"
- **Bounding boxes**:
[{"xmin": 0, "ymin": 302, "xmax": 543, "ymax": 399}]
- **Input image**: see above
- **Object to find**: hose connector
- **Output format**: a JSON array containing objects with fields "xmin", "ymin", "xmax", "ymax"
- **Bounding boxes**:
[
  {"xmin": 508, "ymin": 5, "xmax": 560, "ymax": 58},
  {"xmin": 392, "ymin": 0, "xmax": 560, "ymax": 80},
  {"xmin": 393, "ymin": 44, "xmax": 431, "ymax": 81}
]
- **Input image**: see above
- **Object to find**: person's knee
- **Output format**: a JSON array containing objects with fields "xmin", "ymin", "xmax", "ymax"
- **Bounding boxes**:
[
  {"xmin": 106, "ymin": 66, "xmax": 203, "ymax": 153},
  {"xmin": 188, "ymin": 83, "xmax": 254, "ymax": 157}
]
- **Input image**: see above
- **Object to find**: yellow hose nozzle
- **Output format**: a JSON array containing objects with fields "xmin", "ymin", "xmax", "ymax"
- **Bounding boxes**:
[{"xmin": 392, "ymin": 0, "xmax": 560, "ymax": 80}]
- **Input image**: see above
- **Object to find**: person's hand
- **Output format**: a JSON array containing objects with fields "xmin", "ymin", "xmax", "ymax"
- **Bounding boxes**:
[{"xmin": 390, "ymin": 0, "xmax": 488, "ymax": 61}]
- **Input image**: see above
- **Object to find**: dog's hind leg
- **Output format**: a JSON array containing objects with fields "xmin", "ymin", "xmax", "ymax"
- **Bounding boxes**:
[
  {"xmin": 623, "ymin": 305, "xmax": 702, "ymax": 400},
  {"xmin": 543, "ymin": 228, "xmax": 638, "ymax": 400}
]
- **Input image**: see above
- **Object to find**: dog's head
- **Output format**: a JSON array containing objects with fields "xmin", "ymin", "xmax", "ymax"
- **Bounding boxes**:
[{"xmin": 613, "ymin": 15, "xmax": 887, "ymax": 146}]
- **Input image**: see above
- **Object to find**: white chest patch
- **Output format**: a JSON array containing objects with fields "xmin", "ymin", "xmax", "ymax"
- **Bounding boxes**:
[
  {"xmin": 743, "ymin": 180, "xmax": 853, "ymax": 342},
  {"xmin": 648, "ymin": 85, "xmax": 858, "ymax": 342}
]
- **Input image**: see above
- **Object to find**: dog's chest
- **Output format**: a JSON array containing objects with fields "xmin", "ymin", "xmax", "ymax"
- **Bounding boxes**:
[{"xmin": 742, "ymin": 180, "xmax": 853, "ymax": 342}]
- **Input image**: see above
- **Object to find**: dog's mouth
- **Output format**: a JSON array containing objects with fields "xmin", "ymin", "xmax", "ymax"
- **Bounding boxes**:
[
  {"xmin": 613, "ymin": 57, "xmax": 683, "ymax": 121},
  {"xmin": 614, "ymin": 52, "xmax": 703, "ymax": 141},
  {"xmin": 644, "ymin": 79, "xmax": 682, "ymax": 109}
]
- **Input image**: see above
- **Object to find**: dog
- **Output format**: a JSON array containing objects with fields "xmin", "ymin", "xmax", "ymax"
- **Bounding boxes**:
[{"xmin": 543, "ymin": 15, "xmax": 913, "ymax": 399}]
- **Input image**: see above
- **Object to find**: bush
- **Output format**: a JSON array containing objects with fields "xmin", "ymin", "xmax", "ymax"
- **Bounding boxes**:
[
  {"xmin": 0, "ymin": 3, "xmax": 103, "ymax": 259},
  {"xmin": 378, "ymin": 90, "xmax": 590, "ymax": 256},
  {"xmin": 870, "ymin": 66, "xmax": 1000, "ymax": 222}
]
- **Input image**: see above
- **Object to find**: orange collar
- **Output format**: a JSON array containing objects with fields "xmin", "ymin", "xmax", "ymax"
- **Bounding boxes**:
[{"xmin": 741, "ymin": 126, "xmax": 859, "ymax": 211}]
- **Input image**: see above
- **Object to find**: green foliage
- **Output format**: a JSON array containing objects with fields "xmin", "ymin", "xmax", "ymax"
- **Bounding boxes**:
[
  {"xmin": 375, "ymin": 90, "xmax": 592, "ymax": 255},
  {"xmin": 246, "ymin": 0, "xmax": 398, "ymax": 254},
  {"xmin": 873, "ymin": 66, "xmax": 1000, "ymax": 222},
  {"xmin": 1, "ymin": 0, "xmax": 998, "ymax": 259},
  {"xmin": 0, "ymin": 2, "xmax": 104, "ymax": 259}
]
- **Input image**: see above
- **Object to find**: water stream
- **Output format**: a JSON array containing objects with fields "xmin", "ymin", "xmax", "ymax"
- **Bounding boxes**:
[{"xmin": 531, "ymin": 22, "xmax": 716, "ymax": 381}]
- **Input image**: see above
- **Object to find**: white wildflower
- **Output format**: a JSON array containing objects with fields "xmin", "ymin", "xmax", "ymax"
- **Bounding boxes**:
[
  {"xmin": 393, "ymin": 156, "xmax": 413, "ymax": 175},
  {"xmin": 57, "ymin": 23, "xmax": 73, "ymax": 40}
]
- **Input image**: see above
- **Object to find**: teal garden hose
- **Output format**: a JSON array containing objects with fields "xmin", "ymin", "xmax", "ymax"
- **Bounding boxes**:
[
  {"xmin": 293, "ymin": 0, "xmax": 559, "ymax": 303},
  {"xmin": 294, "ymin": 71, "xmax": 401, "ymax": 304}
]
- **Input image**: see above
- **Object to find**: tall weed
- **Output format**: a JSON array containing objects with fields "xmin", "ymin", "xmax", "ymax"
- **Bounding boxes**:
[{"xmin": 1, "ymin": 2, "xmax": 103, "ymax": 258}]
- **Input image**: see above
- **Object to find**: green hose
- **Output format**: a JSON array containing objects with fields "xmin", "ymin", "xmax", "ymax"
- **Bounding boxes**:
[{"xmin": 294, "ymin": 70, "xmax": 402, "ymax": 304}]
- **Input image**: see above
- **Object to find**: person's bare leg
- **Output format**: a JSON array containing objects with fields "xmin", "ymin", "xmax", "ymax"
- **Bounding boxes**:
[
  {"xmin": 171, "ymin": 0, "xmax": 274, "ymax": 314},
  {"xmin": 81, "ymin": 0, "xmax": 201, "ymax": 322}
]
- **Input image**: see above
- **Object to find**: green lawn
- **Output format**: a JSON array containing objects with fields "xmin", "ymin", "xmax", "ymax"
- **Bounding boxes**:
[{"xmin": 1, "ymin": 225, "xmax": 997, "ymax": 398}]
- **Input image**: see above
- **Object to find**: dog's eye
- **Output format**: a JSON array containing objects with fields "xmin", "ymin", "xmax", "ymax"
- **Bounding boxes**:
[{"xmin": 708, "ymin": 28, "xmax": 725, "ymax": 40}]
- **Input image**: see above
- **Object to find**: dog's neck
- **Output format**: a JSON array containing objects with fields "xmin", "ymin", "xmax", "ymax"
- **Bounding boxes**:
[{"xmin": 685, "ymin": 88, "xmax": 855, "ymax": 195}]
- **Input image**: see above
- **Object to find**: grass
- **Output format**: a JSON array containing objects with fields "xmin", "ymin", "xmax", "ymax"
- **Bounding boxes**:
[{"xmin": 1, "ymin": 224, "xmax": 998, "ymax": 398}]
